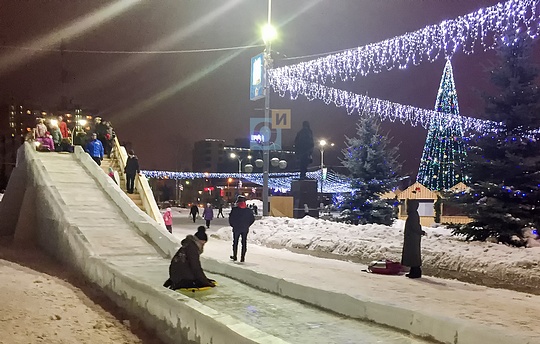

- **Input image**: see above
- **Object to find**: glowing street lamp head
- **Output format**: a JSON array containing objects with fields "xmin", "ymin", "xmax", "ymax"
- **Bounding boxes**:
[
  {"xmin": 319, "ymin": 139, "xmax": 327, "ymax": 147},
  {"xmin": 230, "ymin": 153, "xmax": 237, "ymax": 159},
  {"xmin": 262, "ymin": 23, "xmax": 277, "ymax": 44}
]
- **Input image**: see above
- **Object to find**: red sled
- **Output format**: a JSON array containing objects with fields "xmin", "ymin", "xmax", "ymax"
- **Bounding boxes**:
[{"xmin": 368, "ymin": 260, "xmax": 402, "ymax": 275}]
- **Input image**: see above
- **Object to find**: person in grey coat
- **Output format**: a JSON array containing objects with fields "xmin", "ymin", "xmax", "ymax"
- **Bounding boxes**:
[{"xmin": 401, "ymin": 199, "xmax": 426, "ymax": 278}]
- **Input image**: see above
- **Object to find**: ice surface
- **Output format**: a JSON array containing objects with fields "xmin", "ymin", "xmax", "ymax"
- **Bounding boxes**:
[{"xmin": 189, "ymin": 273, "xmax": 432, "ymax": 344}]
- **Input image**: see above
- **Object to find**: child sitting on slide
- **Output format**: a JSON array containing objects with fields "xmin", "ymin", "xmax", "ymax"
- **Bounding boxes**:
[{"xmin": 163, "ymin": 226, "xmax": 216, "ymax": 290}]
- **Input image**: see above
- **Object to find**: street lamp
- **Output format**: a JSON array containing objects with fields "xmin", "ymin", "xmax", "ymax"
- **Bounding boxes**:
[
  {"xmin": 319, "ymin": 139, "xmax": 334, "ymax": 194},
  {"xmin": 262, "ymin": 0, "xmax": 276, "ymax": 217},
  {"xmin": 230, "ymin": 152, "xmax": 251, "ymax": 173}
]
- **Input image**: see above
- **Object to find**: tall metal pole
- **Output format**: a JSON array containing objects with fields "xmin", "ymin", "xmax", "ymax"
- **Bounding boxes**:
[
  {"xmin": 262, "ymin": 0, "xmax": 272, "ymax": 216},
  {"xmin": 320, "ymin": 147, "xmax": 324, "ymax": 194}
]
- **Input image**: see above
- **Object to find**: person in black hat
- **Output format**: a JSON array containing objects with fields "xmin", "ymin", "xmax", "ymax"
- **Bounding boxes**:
[
  {"xmin": 229, "ymin": 195, "xmax": 255, "ymax": 262},
  {"xmin": 163, "ymin": 226, "xmax": 216, "ymax": 289}
]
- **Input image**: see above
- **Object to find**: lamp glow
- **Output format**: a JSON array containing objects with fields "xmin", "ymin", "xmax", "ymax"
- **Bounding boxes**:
[{"xmin": 262, "ymin": 23, "xmax": 277, "ymax": 44}]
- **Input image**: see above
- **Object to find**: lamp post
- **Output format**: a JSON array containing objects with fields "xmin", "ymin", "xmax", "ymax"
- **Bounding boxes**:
[
  {"xmin": 319, "ymin": 139, "xmax": 334, "ymax": 194},
  {"xmin": 262, "ymin": 0, "xmax": 276, "ymax": 216},
  {"xmin": 230, "ymin": 152, "xmax": 251, "ymax": 173}
]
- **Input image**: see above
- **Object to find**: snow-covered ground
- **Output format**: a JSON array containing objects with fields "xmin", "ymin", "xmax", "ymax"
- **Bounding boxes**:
[{"xmin": 210, "ymin": 213, "xmax": 540, "ymax": 294}]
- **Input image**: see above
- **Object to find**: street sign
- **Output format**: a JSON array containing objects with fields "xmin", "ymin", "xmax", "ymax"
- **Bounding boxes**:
[
  {"xmin": 271, "ymin": 109, "xmax": 291, "ymax": 129},
  {"xmin": 250, "ymin": 53, "xmax": 265, "ymax": 101}
]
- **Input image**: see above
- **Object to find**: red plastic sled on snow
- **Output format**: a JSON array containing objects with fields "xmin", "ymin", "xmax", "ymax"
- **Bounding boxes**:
[{"xmin": 367, "ymin": 260, "xmax": 402, "ymax": 275}]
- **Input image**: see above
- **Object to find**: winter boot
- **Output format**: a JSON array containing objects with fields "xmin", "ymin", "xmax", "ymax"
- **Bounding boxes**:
[{"xmin": 230, "ymin": 256, "xmax": 237, "ymax": 261}]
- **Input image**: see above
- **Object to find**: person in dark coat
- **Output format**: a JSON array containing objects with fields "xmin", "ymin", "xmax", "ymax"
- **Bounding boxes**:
[
  {"xmin": 401, "ymin": 199, "xmax": 426, "ymax": 278},
  {"xmin": 189, "ymin": 204, "xmax": 199, "ymax": 223},
  {"xmin": 229, "ymin": 195, "xmax": 255, "ymax": 262},
  {"xmin": 294, "ymin": 120, "xmax": 314, "ymax": 179},
  {"xmin": 163, "ymin": 226, "xmax": 215, "ymax": 289},
  {"xmin": 124, "ymin": 150, "xmax": 140, "ymax": 194},
  {"xmin": 217, "ymin": 203, "xmax": 225, "ymax": 218}
]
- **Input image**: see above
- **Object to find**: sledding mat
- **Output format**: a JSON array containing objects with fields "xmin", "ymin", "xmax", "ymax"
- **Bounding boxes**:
[{"xmin": 176, "ymin": 281, "xmax": 218, "ymax": 293}]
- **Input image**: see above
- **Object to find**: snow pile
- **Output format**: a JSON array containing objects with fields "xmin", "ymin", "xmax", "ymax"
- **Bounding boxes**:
[{"xmin": 215, "ymin": 216, "xmax": 540, "ymax": 293}]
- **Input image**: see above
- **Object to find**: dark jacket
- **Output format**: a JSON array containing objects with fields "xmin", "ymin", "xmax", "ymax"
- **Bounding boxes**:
[
  {"xmin": 401, "ymin": 200, "xmax": 423, "ymax": 267},
  {"xmin": 229, "ymin": 207, "xmax": 255, "ymax": 233},
  {"xmin": 169, "ymin": 235, "xmax": 212, "ymax": 287},
  {"xmin": 124, "ymin": 155, "xmax": 140, "ymax": 175},
  {"xmin": 189, "ymin": 205, "xmax": 199, "ymax": 215}
]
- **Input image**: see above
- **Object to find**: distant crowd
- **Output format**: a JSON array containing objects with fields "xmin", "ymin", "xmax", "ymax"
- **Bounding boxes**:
[{"xmin": 30, "ymin": 116, "xmax": 115, "ymax": 156}]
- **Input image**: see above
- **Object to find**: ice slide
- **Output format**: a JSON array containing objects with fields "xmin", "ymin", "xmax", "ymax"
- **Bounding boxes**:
[{"xmin": 0, "ymin": 142, "xmax": 433, "ymax": 343}]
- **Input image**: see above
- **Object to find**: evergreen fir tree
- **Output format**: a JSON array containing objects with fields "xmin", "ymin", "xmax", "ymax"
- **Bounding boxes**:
[
  {"xmin": 417, "ymin": 59, "xmax": 469, "ymax": 191},
  {"xmin": 447, "ymin": 34, "xmax": 540, "ymax": 245},
  {"xmin": 337, "ymin": 114, "xmax": 401, "ymax": 225}
]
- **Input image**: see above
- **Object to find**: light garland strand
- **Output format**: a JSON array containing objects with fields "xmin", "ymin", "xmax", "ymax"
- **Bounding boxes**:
[
  {"xmin": 141, "ymin": 170, "xmax": 353, "ymax": 193},
  {"xmin": 270, "ymin": 75, "xmax": 499, "ymax": 132},
  {"xmin": 270, "ymin": 0, "xmax": 539, "ymax": 84}
]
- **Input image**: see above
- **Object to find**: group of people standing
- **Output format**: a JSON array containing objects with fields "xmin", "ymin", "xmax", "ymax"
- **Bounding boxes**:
[{"xmin": 33, "ymin": 116, "xmax": 71, "ymax": 152}]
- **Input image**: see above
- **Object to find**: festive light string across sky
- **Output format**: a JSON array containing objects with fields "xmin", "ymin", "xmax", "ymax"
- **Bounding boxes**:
[
  {"xmin": 270, "ymin": 74, "xmax": 499, "ymax": 133},
  {"xmin": 270, "ymin": 0, "xmax": 540, "ymax": 85},
  {"xmin": 141, "ymin": 170, "xmax": 353, "ymax": 193}
]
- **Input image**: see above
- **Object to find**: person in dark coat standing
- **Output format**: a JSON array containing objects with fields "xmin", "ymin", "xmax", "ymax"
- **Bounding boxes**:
[
  {"xmin": 401, "ymin": 199, "xmax": 426, "ymax": 278},
  {"xmin": 189, "ymin": 204, "xmax": 199, "ymax": 223},
  {"xmin": 229, "ymin": 195, "xmax": 255, "ymax": 262},
  {"xmin": 294, "ymin": 121, "xmax": 314, "ymax": 180},
  {"xmin": 163, "ymin": 226, "xmax": 215, "ymax": 289},
  {"xmin": 124, "ymin": 150, "xmax": 140, "ymax": 194}
]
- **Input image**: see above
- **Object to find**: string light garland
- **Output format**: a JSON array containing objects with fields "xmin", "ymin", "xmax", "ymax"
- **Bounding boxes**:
[
  {"xmin": 141, "ymin": 170, "xmax": 353, "ymax": 193},
  {"xmin": 417, "ymin": 60, "xmax": 470, "ymax": 190},
  {"xmin": 270, "ymin": 74, "xmax": 499, "ymax": 132},
  {"xmin": 269, "ymin": 0, "xmax": 539, "ymax": 84}
]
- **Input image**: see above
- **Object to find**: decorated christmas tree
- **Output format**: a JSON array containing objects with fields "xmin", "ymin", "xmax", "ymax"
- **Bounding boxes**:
[
  {"xmin": 447, "ymin": 33, "xmax": 540, "ymax": 246},
  {"xmin": 337, "ymin": 114, "xmax": 401, "ymax": 225},
  {"xmin": 417, "ymin": 60, "xmax": 469, "ymax": 191}
]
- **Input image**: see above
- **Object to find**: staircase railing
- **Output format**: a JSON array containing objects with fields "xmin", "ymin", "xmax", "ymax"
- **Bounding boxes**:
[{"xmin": 111, "ymin": 137, "xmax": 164, "ymax": 226}]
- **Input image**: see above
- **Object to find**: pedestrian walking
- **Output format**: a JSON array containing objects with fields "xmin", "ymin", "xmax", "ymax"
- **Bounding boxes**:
[
  {"xmin": 401, "ymin": 199, "xmax": 426, "ymax": 279},
  {"xmin": 217, "ymin": 203, "xmax": 225, "ymax": 218},
  {"xmin": 229, "ymin": 195, "xmax": 255, "ymax": 263},
  {"xmin": 124, "ymin": 150, "xmax": 140, "ymax": 194},
  {"xmin": 189, "ymin": 204, "xmax": 199, "ymax": 223},
  {"xmin": 85, "ymin": 133, "xmax": 104, "ymax": 166},
  {"xmin": 202, "ymin": 203, "xmax": 214, "ymax": 229},
  {"xmin": 163, "ymin": 207, "xmax": 173, "ymax": 233}
]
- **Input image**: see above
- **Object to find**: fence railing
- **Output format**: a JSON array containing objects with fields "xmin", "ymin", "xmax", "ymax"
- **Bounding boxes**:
[{"xmin": 111, "ymin": 137, "xmax": 164, "ymax": 226}]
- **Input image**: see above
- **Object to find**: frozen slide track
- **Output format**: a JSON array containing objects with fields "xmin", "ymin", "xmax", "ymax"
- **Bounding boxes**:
[
  {"xmin": 0, "ymin": 143, "xmax": 535, "ymax": 344},
  {"xmin": 0, "ymin": 143, "xmax": 288, "ymax": 344}
]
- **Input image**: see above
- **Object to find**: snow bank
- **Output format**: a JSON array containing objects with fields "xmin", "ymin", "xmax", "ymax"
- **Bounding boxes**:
[{"xmin": 215, "ymin": 216, "xmax": 540, "ymax": 293}]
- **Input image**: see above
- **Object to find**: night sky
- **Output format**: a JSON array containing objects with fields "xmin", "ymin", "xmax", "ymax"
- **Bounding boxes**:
[{"xmin": 1, "ymin": 0, "xmax": 539, "ymax": 177}]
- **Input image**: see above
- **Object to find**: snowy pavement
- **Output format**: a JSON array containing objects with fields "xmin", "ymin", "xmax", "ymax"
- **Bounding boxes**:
[{"xmin": 168, "ymin": 207, "xmax": 540, "ymax": 343}]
